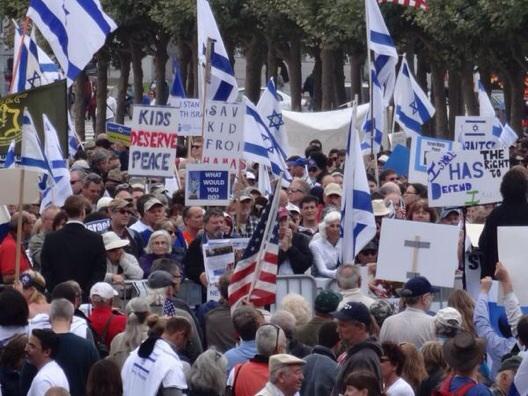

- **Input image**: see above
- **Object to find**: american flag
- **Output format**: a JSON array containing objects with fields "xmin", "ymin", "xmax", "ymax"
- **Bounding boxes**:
[
  {"xmin": 378, "ymin": 0, "xmax": 429, "ymax": 11},
  {"xmin": 228, "ymin": 190, "xmax": 281, "ymax": 308}
]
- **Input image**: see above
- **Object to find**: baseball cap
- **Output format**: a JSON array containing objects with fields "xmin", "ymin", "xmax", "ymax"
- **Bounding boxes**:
[
  {"xmin": 378, "ymin": 154, "xmax": 389, "ymax": 163},
  {"xmin": 90, "ymin": 282, "xmax": 118, "ymax": 300},
  {"xmin": 269, "ymin": 354, "xmax": 305, "ymax": 372},
  {"xmin": 314, "ymin": 290, "xmax": 342, "ymax": 314},
  {"xmin": 245, "ymin": 171, "xmax": 256, "ymax": 180},
  {"xmin": 108, "ymin": 198, "xmax": 132, "ymax": 211},
  {"xmin": 324, "ymin": 183, "xmax": 343, "ymax": 197},
  {"xmin": 498, "ymin": 356, "xmax": 522, "ymax": 373},
  {"xmin": 287, "ymin": 156, "xmax": 307, "ymax": 167},
  {"xmin": 238, "ymin": 187, "xmax": 254, "ymax": 202},
  {"xmin": 286, "ymin": 203, "xmax": 300, "ymax": 214},
  {"xmin": 332, "ymin": 302, "xmax": 371, "ymax": 326},
  {"xmin": 148, "ymin": 270, "xmax": 175, "ymax": 289},
  {"xmin": 96, "ymin": 197, "xmax": 113, "ymax": 211},
  {"xmin": 398, "ymin": 276, "xmax": 440, "ymax": 297},
  {"xmin": 434, "ymin": 307, "xmax": 462, "ymax": 328},
  {"xmin": 440, "ymin": 207, "xmax": 460, "ymax": 220},
  {"xmin": 144, "ymin": 197, "xmax": 164, "ymax": 212}
]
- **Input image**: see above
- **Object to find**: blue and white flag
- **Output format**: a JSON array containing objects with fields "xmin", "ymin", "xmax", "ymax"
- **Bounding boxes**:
[
  {"xmin": 27, "ymin": 0, "xmax": 117, "ymax": 87},
  {"xmin": 394, "ymin": 57, "xmax": 435, "ymax": 137},
  {"xmin": 361, "ymin": 65, "xmax": 385, "ymax": 154},
  {"xmin": 67, "ymin": 111, "xmax": 81, "ymax": 158},
  {"xmin": 476, "ymin": 76, "xmax": 518, "ymax": 148},
  {"xmin": 168, "ymin": 59, "xmax": 186, "ymax": 104},
  {"xmin": 4, "ymin": 140, "xmax": 16, "ymax": 169},
  {"xmin": 36, "ymin": 34, "xmax": 61, "ymax": 82},
  {"xmin": 41, "ymin": 114, "xmax": 73, "ymax": 212},
  {"xmin": 257, "ymin": 78, "xmax": 290, "ymax": 157},
  {"xmin": 342, "ymin": 103, "xmax": 376, "ymax": 262},
  {"xmin": 197, "ymin": 0, "xmax": 238, "ymax": 103},
  {"xmin": 366, "ymin": 0, "xmax": 398, "ymax": 102}
]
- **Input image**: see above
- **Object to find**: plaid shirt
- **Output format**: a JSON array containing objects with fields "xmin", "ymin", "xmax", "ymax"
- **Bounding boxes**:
[{"xmin": 234, "ymin": 215, "xmax": 259, "ymax": 238}]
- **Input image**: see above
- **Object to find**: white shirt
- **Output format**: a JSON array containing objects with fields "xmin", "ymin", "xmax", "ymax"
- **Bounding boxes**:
[
  {"xmin": 122, "ymin": 338, "xmax": 187, "ymax": 396},
  {"xmin": 129, "ymin": 220, "xmax": 152, "ymax": 234},
  {"xmin": 309, "ymin": 237, "xmax": 341, "ymax": 278},
  {"xmin": 0, "ymin": 325, "xmax": 28, "ymax": 347},
  {"xmin": 27, "ymin": 360, "xmax": 69, "ymax": 396},
  {"xmin": 338, "ymin": 288, "xmax": 376, "ymax": 309},
  {"xmin": 380, "ymin": 307, "xmax": 436, "ymax": 349},
  {"xmin": 386, "ymin": 377, "xmax": 415, "ymax": 396},
  {"xmin": 29, "ymin": 314, "xmax": 89, "ymax": 339}
]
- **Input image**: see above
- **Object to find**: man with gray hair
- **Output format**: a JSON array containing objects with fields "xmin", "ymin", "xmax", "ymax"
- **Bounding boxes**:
[
  {"xmin": 256, "ymin": 353, "xmax": 305, "ymax": 396},
  {"xmin": 271, "ymin": 310, "xmax": 311, "ymax": 358},
  {"xmin": 227, "ymin": 323, "xmax": 287, "ymax": 396},
  {"xmin": 337, "ymin": 264, "xmax": 376, "ymax": 309}
]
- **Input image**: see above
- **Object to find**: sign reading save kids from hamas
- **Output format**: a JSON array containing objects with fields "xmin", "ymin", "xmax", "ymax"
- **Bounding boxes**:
[
  {"xmin": 427, "ymin": 148, "xmax": 509, "ymax": 207},
  {"xmin": 128, "ymin": 105, "xmax": 178, "ymax": 177}
]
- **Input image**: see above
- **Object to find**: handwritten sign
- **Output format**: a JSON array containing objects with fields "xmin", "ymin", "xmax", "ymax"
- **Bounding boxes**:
[
  {"xmin": 170, "ymin": 98, "xmax": 202, "ymax": 136},
  {"xmin": 128, "ymin": 105, "xmax": 178, "ymax": 177},
  {"xmin": 408, "ymin": 135, "xmax": 454, "ymax": 185},
  {"xmin": 427, "ymin": 148, "xmax": 509, "ymax": 207},
  {"xmin": 106, "ymin": 122, "xmax": 131, "ymax": 146},
  {"xmin": 454, "ymin": 116, "xmax": 497, "ymax": 150},
  {"xmin": 202, "ymin": 101, "xmax": 243, "ymax": 168},
  {"xmin": 185, "ymin": 163, "xmax": 230, "ymax": 206}
]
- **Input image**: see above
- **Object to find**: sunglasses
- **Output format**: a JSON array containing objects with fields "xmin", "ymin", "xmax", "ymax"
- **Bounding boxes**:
[
  {"xmin": 118, "ymin": 209, "xmax": 132, "ymax": 215},
  {"xmin": 308, "ymin": 167, "xmax": 319, "ymax": 173}
]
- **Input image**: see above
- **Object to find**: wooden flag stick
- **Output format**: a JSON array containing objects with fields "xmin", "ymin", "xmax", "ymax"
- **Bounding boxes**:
[{"xmin": 14, "ymin": 169, "xmax": 26, "ymax": 281}]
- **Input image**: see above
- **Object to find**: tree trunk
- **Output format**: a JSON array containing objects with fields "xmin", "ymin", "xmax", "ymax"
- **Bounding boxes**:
[
  {"xmin": 447, "ymin": 69, "xmax": 463, "ymax": 135},
  {"xmin": 73, "ymin": 71, "xmax": 87, "ymax": 141},
  {"xmin": 95, "ymin": 50, "xmax": 109, "ymax": 136},
  {"xmin": 416, "ymin": 53, "xmax": 428, "ymax": 93},
  {"xmin": 115, "ymin": 50, "xmax": 131, "ymax": 124},
  {"xmin": 312, "ymin": 48, "xmax": 322, "ymax": 111},
  {"xmin": 244, "ymin": 35, "xmax": 264, "ymax": 104},
  {"xmin": 180, "ymin": 42, "xmax": 193, "ymax": 96},
  {"xmin": 501, "ymin": 72, "xmax": 512, "ymax": 124},
  {"xmin": 335, "ymin": 49, "xmax": 346, "ymax": 106},
  {"xmin": 507, "ymin": 66, "xmax": 524, "ymax": 134},
  {"xmin": 266, "ymin": 37, "xmax": 279, "ymax": 82},
  {"xmin": 461, "ymin": 62, "xmax": 478, "ymax": 115},
  {"xmin": 349, "ymin": 52, "xmax": 363, "ymax": 104},
  {"xmin": 154, "ymin": 32, "xmax": 169, "ymax": 105},
  {"xmin": 321, "ymin": 47, "xmax": 336, "ymax": 110},
  {"xmin": 286, "ymin": 37, "xmax": 302, "ymax": 111},
  {"xmin": 430, "ymin": 63, "xmax": 448, "ymax": 138},
  {"xmin": 130, "ymin": 43, "xmax": 144, "ymax": 104}
]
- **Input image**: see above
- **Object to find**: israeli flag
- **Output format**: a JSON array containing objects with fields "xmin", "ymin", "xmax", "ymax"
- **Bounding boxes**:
[
  {"xmin": 168, "ymin": 59, "xmax": 186, "ymax": 103},
  {"xmin": 197, "ymin": 0, "xmax": 238, "ymax": 103},
  {"xmin": 41, "ymin": 114, "xmax": 73, "ymax": 212},
  {"xmin": 366, "ymin": 0, "xmax": 398, "ymax": 102},
  {"xmin": 67, "ymin": 111, "xmax": 81, "ymax": 158},
  {"xmin": 394, "ymin": 57, "xmax": 435, "ymax": 137},
  {"xmin": 244, "ymin": 98, "xmax": 292, "ymax": 183},
  {"xmin": 341, "ymin": 103, "xmax": 376, "ymax": 262},
  {"xmin": 27, "ymin": 0, "xmax": 117, "ymax": 87},
  {"xmin": 257, "ymin": 78, "xmax": 290, "ymax": 157},
  {"xmin": 476, "ymin": 75, "xmax": 518, "ymax": 148},
  {"xmin": 361, "ymin": 65, "xmax": 385, "ymax": 154},
  {"xmin": 4, "ymin": 140, "xmax": 16, "ymax": 169},
  {"xmin": 36, "ymin": 36, "xmax": 61, "ymax": 82}
]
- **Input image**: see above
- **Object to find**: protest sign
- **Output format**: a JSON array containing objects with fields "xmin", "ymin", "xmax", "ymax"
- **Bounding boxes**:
[
  {"xmin": 408, "ymin": 135, "xmax": 454, "ymax": 185},
  {"xmin": 106, "ymin": 122, "xmax": 131, "ymax": 146},
  {"xmin": 202, "ymin": 101, "xmax": 244, "ymax": 169},
  {"xmin": 0, "ymin": 168, "xmax": 41, "ymax": 204},
  {"xmin": 389, "ymin": 131, "xmax": 407, "ymax": 149},
  {"xmin": 128, "ymin": 105, "xmax": 178, "ymax": 177},
  {"xmin": 185, "ymin": 163, "xmax": 230, "ymax": 206},
  {"xmin": 454, "ymin": 116, "xmax": 496, "ymax": 150},
  {"xmin": 498, "ymin": 227, "xmax": 528, "ymax": 305},
  {"xmin": 384, "ymin": 144, "xmax": 409, "ymax": 177},
  {"xmin": 427, "ymin": 148, "xmax": 508, "ymax": 207},
  {"xmin": 466, "ymin": 223, "xmax": 484, "ymax": 248},
  {"xmin": 85, "ymin": 218, "xmax": 111, "ymax": 234},
  {"xmin": 170, "ymin": 98, "xmax": 202, "ymax": 136},
  {"xmin": 376, "ymin": 218, "xmax": 459, "ymax": 288},
  {"xmin": 202, "ymin": 239, "xmax": 235, "ymax": 301}
]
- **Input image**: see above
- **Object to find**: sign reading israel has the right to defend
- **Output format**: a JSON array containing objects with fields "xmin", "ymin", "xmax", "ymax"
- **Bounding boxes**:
[
  {"xmin": 128, "ymin": 105, "xmax": 178, "ymax": 177},
  {"xmin": 427, "ymin": 148, "xmax": 509, "ymax": 207}
]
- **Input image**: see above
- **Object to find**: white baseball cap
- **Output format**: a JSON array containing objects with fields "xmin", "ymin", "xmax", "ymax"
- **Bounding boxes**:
[{"xmin": 89, "ymin": 282, "xmax": 118, "ymax": 300}]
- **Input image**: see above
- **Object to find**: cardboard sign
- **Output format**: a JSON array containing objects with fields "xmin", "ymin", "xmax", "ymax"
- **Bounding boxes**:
[
  {"xmin": 408, "ymin": 135, "xmax": 454, "ymax": 185},
  {"xmin": 202, "ymin": 101, "xmax": 243, "ymax": 167},
  {"xmin": 376, "ymin": 218, "xmax": 459, "ymax": 288},
  {"xmin": 106, "ymin": 122, "xmax": 131, "ymax": 146},
  {"xmin": 427, "ymin": 148, "xmax": 508, "ymax": 207},
  {"xmin": 170, "ymin": 98, "xmax": 202, "ymax": 136},
  {"xmin": 202, "ymin": 239, "xmax": 235, "ymax": 301},
  {"xmin": 454, "ymin": 116, "xmax": 496, "ymax": 150},
  {"xmin": 383, "ymin": 144, "xmax": 409, "ymax": 177},
  {"xmin": 185, "ymin": 163, "xmax": 230, "ymax": 206},
  {"xmin": 0, "ymin": 168, "xmax": 41, "ymax": 204},
  {"xmin": 128, "ymin": 105, "xmax": 178, "ymax": 177},
  {"xmin": 498, "ymin": 227, "xmax": 528, "ymax": 305}
]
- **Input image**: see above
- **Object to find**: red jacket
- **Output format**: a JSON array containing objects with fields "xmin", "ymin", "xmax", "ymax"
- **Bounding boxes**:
[
  {"xmin": 231, "ymin": 356, "xmax": 269, "ymax": 396},
  {"xmin": 0, "ymin": 233, "xmax": 30, "ymax": 282},
  {"xmin": 88, "ymin": 305, "xmax": 126, "ymax": 347}
]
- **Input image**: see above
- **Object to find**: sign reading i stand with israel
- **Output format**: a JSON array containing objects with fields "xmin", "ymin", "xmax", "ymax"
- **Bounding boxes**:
[
  {"xmin": 106, "ymin": 122, "xmax": 131, "ymax": 146},
  {"xmin": 427, "ymin": 148, "xmax": 509, "ymax": 207},
  {"xmin": 128, "ymin": 105, "xmax": 178, "ymax": 177},
  {"xmin": 202, "ymin": 101, "xmax": 244, "ymax": 169},
  {"xmin": 376, "ymin": 218, "xmax": 459, "ymax": 288},
  {"xmin": 185, "ymin": 163, "xmax": 230, "ymax": 206},
  {"xmin": 170, "ymin": 98, "xmax": 202, "ymax": 136},
  {"xmin": 455, "ymin": 116, "xmax": 496, "ymax": 150},
  {"xmin": 408, "ymin": 135, "xmax": 455, "ymax": 185}
]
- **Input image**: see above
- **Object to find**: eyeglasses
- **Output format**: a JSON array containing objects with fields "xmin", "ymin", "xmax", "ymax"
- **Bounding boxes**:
[
  {"xmin": 287, "ymin": 188, "xmax": 303, "ymax": 194},
  {"xmin": 191, "ymin": 145, "xmax": 202, "ymax": 150},
  {"xmin": 118, "ymin": 209, "xmax": 132, "ymax": 215},
  {"xmin": 70, "ymin": 180, "xmax": 80, "ymax": 185}
]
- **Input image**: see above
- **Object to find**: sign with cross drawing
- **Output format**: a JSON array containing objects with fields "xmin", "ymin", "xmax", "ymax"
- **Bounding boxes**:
[{"xmin": 376, "ymin": 219, "xmax": 459, "ymax": 288}]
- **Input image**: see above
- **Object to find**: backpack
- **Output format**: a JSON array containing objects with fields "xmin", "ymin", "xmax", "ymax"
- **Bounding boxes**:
[
  {"xmin": 433, "ymin": 375, "xmax": 477, "ymax": 396},
  {"xmin": 94, "ymin": 314, "xmax": 114, "ymax": 358}
]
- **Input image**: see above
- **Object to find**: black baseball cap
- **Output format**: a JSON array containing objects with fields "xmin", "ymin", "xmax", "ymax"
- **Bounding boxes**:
[
  {"xmin": 332, "ymin": 302, "xmax": 371, "ymax": 326},
  {"xmin": 398, "ymin": 276, "xmax": 440, "ymax": 298}
]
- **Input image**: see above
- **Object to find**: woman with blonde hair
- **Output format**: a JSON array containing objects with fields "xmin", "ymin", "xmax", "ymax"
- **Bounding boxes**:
[
  {"xmin": 418, "ymin": 341, "xmax": 448, "ymax": 396},
  {"xmin": 399, "ymin": 342, "xmax": 428, "ymax": 393},
  {"xmin": 448, "ymin": 289, "xmax": 477, "ymax": 336},
  {"xmin": 279, "ymin": 293, "xmax": 312, "ymax": 326},
  {"xmin": 17, "ymin": 270, "xmax": 49, "ymax": 318},
  {"xmin": 309, "ymin": 210, "xmax": 342, "ymax": 278}
]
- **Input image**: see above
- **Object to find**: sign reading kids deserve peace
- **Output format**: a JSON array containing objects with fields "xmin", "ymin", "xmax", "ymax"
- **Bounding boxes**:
[
  {"xmin": 427, "ymin": 148, "xmax": 509, "ymax": 207},
  {"xmin": 128, "ymin": 105, "xmax": 178, "ymax": 177}
]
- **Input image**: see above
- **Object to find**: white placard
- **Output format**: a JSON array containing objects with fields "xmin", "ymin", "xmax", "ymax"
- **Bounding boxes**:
[
  {"xmin": 185, "ymin": 163, "xmax": 231, "ymax": 206},
  {"xmin": 202, "ymin": 239, "xmax": 235, "ymax": 301},
  {"xmin": 202, "ymin": 101, "xmax": 244, "ymax": 165},
  {"xmin": 131, "ymin": 105, "xmax": 179, "ymax": 133},
  {"xmin": 0, "ymin": 168, "xmax": 41, "ymax": 204},
  {"xmin": 408, "ymin": 135, "xmax": 454, "ymax": 185},
  {"xmin": 389, "ymin": 131, "xmax": 408, "ymax": 149},
  {"xmin": 466, "ymin": 223, "xmax": 484, "ymax": 248},
  {"xmin": 498, "ymin": 227, "xmax": 528, "ymax": 305},
  {"xmin": 376, "ymin": 219, "xmax": 459, "ymax": 288},
  {"xmin": 427, "ymin": 148, "xmax": 508, "ymax": 207},
  {"xmin": 170, "ymin": 98, "xmax": 202, "ymax": 136},
  {"xmin": 454, "ymin": 116, "xmax": 496, "ymax": 150}
]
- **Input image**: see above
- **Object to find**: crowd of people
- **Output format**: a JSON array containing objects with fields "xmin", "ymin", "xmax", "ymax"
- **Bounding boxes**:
[{"xmin": 1, "ymin": 133, "xmax": 528, "ymax": 395}]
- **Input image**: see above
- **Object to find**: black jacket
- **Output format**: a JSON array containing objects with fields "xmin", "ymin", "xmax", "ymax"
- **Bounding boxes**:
[
  {"xmin": 41, "ymin": 222, "xmax": 106, "ymax": 299},
  {"xmin": 478, "ymin": 200, "xmax": 528, "ymax": 277},
  {"xmin": 278, "ymin": 232, "xmax": 314, "ymax": 274}
]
